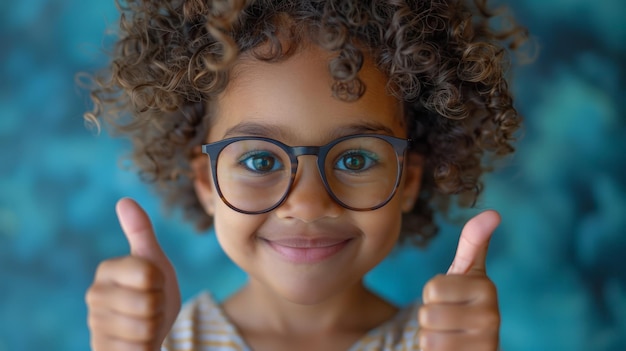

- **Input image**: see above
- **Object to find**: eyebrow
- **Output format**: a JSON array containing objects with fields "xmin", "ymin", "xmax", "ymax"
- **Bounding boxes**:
[
  {"xmin": 223, "ymin": 122, "xmax": 288, "ymax": 139},
  {"xmin": 222, "ymin": 120, "xmax": 397, "ymax": 142},
  {"xmin": 329, "ymin": 122, "xmax": 396, "ymax": 139}
]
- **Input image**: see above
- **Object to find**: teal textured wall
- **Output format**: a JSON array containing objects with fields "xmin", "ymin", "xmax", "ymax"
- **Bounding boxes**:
[{"xmin": 0, "ymin": 1, "xmax": 624, "ymax": 350}]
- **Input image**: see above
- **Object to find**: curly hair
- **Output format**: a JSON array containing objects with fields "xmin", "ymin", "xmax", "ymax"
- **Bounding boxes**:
[{"xmin": 86, "ymin": 0, "xmax": 527, "ymax": 246}]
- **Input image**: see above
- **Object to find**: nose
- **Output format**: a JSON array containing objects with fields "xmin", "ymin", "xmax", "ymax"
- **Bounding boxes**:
[{"xmin": 274, "ymin": 156, "xmax": 342, "ymax": 222}]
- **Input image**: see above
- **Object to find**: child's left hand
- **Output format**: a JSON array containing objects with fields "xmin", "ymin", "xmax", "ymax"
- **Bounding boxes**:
[{"xmin": 418, "ymin": 210, "xmax": 501, "ymax": 351}]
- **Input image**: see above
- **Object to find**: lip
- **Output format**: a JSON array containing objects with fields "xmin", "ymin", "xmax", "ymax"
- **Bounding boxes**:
[{"xmin": 262, "ymin": 237, "xmax": 352, "ymax": 264}]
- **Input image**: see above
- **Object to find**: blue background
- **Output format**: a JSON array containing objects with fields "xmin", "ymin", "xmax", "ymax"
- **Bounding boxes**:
[{"xmin": 1, "ymin": 1, "xmax": 625, "ymax": 350}]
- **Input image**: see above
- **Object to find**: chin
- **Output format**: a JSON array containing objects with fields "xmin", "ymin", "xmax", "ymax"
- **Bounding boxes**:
[
  {"xmin": 278, "ymin": 286, "xmax": 338, "ymax": 306},
  {"xmin": 268, "ymin": 271, "xmax": 359, "ymax": 306}
]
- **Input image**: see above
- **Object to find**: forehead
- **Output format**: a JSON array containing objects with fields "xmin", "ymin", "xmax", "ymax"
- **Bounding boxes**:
[{"xmin": 208, "ymin": 44, "xmax": 405, "ymax": 144}]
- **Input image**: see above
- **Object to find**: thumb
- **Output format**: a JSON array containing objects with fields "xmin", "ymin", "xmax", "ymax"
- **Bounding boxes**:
[
  {"xmin": 116, "ymin": 198, "xmax": 182, "ymax": 344},
  {"xmin": 447, "ymin": 210, "xmax": 501, "ymax": 276},
  {"xmin": 116, "ymin": 197, "xmax": 167, "ymax": 265}
]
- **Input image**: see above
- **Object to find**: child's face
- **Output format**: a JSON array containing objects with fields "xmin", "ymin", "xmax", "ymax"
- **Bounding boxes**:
[{"xmin": 193, "ymin": 43, "xmax": 422, "ymax": 304}]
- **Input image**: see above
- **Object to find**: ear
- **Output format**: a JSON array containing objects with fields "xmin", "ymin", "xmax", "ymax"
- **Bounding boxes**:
[
  {"xmin": 400, "ymin": 152, "xmax": 423, "ymax": 213},
  {"xmin": 191, "ymin": 146, "xmax": 216, "ymax": 216}
]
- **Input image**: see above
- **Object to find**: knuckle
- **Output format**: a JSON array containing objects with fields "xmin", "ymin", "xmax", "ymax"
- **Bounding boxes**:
[
  {"xmin": 87, "ymin": 311, "xmax": 108, "ymax": 336},
  {"xmin": 86, "ymin": 313, "xmax": 97, "ymax": 331},
  {"xmin": 96, "ymin": 258, "xmax": 118, "ymax": 276},
  {"xmin": 85, "ymin": 285, "xmax": 106, "ymax": 311},
  {"xmin": 418, "ymin": 329, "xmax": 439, "ymax": 351},
  {"xmin": 85, "ymin": 286, "xmax": 97, "ymax": 305},
  {"xmin": 423, "ymin": 274, "xmax": 446, "ymax": 298},
  {"xmin": 418, "ymin": 305, "xmax": 436, "ymax": 327},
  {"xmin": 423, "ymin": 275, "xmax": 439, "ymax": 292},
  {"xmin": 94, "ymin": 257, "xmax": 128, "ymax": 283}
]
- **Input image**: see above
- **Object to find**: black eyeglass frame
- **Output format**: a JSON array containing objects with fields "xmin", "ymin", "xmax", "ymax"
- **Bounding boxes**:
[{"xmin": 201, "ymin": 134, "xmax": 410, "ymax": 214}]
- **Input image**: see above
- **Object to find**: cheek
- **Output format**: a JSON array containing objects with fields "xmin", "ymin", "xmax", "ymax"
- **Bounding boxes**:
[
  {"xmin": 358, "ymin": 201, "xmax": 404, "ymax": 250},
  {"xmin": 212, "ymin": 204, "xmax": 266, "ymax": 254}
]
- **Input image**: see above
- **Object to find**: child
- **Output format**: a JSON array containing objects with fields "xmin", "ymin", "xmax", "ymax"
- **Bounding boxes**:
[{"xmin": 85, "ymin": 0, "xmax": 525, "ymax": 350}]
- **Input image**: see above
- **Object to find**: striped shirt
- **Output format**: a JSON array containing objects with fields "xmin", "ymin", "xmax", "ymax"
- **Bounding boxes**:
[{"xmin": 162, "ymin": 292, "xmax": 420, "ymax": 351}]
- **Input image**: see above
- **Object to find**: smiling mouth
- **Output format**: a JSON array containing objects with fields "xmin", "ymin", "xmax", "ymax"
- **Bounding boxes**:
[{"xmin": 261, "ymin": 238, "xmax": 352, "ymax": 263}]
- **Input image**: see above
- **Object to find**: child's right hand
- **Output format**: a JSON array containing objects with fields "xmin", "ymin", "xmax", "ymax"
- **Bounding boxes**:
[{"xmin": 86, "ymin": 198, "xmax": 181, "ymax": 351}]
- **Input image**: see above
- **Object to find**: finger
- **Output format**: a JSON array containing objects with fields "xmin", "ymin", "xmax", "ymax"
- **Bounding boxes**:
[
  {"xmin": 447, "ymin": 210, "xmax": 501, "ymax": 275},
  {"xmin": 89, "ymin": 309, "xmax": 163, "ymax": 343},
  {"xmin": 419, "ymin": 329, "xmax": 498, "ymax": 351},
  {"xmin": 86, "ymin": 282, "xmax": 165, "ymax": 317},
  {"xmin": 116, "ymin": 198, "xmax": 166, "ymax": 264},
  {"xmin": 422, "ymin": 274, "xmax": 497, "ymax": 304},
  {"xmin": 90, "ymin": 335, "xmax": 154, "ymax": 351},
  {"xmin": 93, "ymin": 256, "xmax": 164, "ymax": 290},
  {"xmin": 418, "ymin": 303, "xmax": 500, "ymax": 332}
]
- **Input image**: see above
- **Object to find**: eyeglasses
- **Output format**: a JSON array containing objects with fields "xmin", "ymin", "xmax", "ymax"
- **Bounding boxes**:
[{"xmin": 201, "ymin": 134, "xmax": 409, "ymax": 214}]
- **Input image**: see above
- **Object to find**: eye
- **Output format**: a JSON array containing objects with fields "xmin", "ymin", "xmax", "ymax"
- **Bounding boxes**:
[
  {"xmin": 335, "ymin": 150, "xmax": 378, "ymax": 172},
  {"xmin": 239, "ymin": 151, "xmax": 284, "ymax": 173}
]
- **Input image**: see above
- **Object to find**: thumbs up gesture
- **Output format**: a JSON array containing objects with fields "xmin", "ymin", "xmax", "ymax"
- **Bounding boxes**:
[
  {"xmin": 86, "ymin": 198, "xmax": 182, "ymax": 351},
  {"xmin": 418, "ymin": 210, "xmax": 501, "ymax": 351}
]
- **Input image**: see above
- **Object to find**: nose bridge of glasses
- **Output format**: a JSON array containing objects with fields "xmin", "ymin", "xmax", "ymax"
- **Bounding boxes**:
[
  {"xmin": 290, "ymin": 145, "xmax": 328, "ymax": 181},
  {"xmin": 291, "ymin": 145, "xmax": 321, "ymax": 157}
]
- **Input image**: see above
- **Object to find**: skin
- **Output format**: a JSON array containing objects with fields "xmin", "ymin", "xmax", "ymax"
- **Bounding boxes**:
[{"xmin": 85, "ymin": 43, "xmax": 501, "ymax": 351}]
